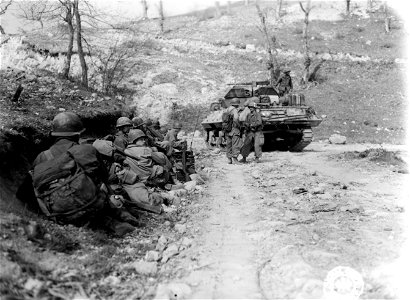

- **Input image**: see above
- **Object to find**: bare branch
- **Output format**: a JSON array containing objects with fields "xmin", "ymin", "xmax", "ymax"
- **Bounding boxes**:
[{"xmin": 0, "ymin": 0, "xmax": 13, "ymax": 15}]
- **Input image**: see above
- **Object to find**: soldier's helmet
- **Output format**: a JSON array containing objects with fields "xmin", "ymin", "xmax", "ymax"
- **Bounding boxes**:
[
  {"xmin": 284, "ymin": 69, "xmax": 291, "ymax": 74},
  {"xmin": 128, "ymin": 129, "xmax": 147, "ymax": 143},
  {"xmin": 173, "ymin": 122, "xmax": 182, "ymax": 129},
  {"xmin": 51, "ymin": 112, "xmax": 85, "ymax": 136},
  {"xmin": 132, "ymin": 117, "xmax": 144, "ymax": 128},
  {"xmin": 231, "ymin": 98, "xmax": 240, "ymax": 106},
  {"xmin": 116, "ymin": 117, "xmax": 133, "ymax": 128},
  {"xmin": 145, "ymin": 118, "xmax": 153, "ymax": 127},
  {"xmin": 248, "ymin": 102, "xmax": 257, "ymax": 108}
]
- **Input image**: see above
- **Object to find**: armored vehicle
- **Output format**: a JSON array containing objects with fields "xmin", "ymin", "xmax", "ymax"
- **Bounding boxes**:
[{"xmin": 201, "ymin": 81, "xmax": 322, "ymax": 152}]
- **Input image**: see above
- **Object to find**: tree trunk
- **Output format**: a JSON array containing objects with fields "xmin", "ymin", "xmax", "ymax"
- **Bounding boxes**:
[
  {"xmin": 300, "ymin": 0, "xmax": 312, "ymax": 85},
  {"xmin": 73, "ymin": 0, "xmax": 88, "ymax": 87},
  {"xmin": 227, "ymin": 1, "xmax": 232, "ymax": 15},
  {"xmin": 141, "ymin": 0, "xmax": 148, "ymax": 19},
  {"xmin": 346, "ymin": 0, "xmax": 351, "ymax": 15},
  {"xmin": 276, "ymin": 0, "xmax": 283, "ymax": 19},
  {"xmin": 0, "ymin": 25, "xmax": 5, "ymax": 35},
  {"xmin": 256, "ymin": 2, "xmax": 278, "ymax": 85},
  {"xmin": 366, "ymin": 0, "xmax": 373, "ymax": 12},
  {"xmin": 62, "ymin": 3, "xmax": 74, "ymax": 79},
  {"xmin": 215, "ymin": 1, "xmax": 221, "ymax": 18},
  {"xmin": 158, "ymin": 0, "xmax": 164, "ymax": 33},
  {"xmin": 384, "ymin": 2, "xmax": 390, "ymax": 33}
]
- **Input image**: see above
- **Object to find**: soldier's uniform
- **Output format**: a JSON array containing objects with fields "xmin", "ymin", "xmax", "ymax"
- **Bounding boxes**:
[
  {"xmin": 32, "ymin": 112, "xmax": 136, "ymax": 236},
  {"xmin": 240, "ymin": 102, "xmax": 264, "ymax": 163},
  {"xmin": 114, "ymin": 117, "xmax": 133, "ymax": 151},
  {"xmin": 224, "ymin": 99, "xmax": 242, "ymax": 164},
  {"xmin": 276, "ymin": 70, "xmax": 293, "ymax": 96},
  {"xmin": 125, "ymin": 129, "xmax": 171, "ymax": 188}
]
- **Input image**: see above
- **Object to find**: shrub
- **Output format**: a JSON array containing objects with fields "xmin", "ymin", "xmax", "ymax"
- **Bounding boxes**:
[
  {"xmin": 381, "ymin": 43, "xmax": 394, "ymax": 49},
  {"xmin": 335, "ymin": 32, "xmax": 345, "ymax": 39},
  {"xmin": 293, "ymin": 28, "xmax": 303, "ymax": 35}
]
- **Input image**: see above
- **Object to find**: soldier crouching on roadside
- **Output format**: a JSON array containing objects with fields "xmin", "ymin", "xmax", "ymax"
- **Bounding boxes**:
[
  {"xmin": 31, "ymin": 112, "xmax": 139, "ymax": 237},
  {"xmin": 114, "ymin": 117, "xmax": 133, "ymax": 151}
]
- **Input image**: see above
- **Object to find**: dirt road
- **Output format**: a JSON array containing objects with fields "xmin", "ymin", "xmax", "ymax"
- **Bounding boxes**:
[{"xmin": 157, "ymin": 143, "xmax": 408, "ymax": 299}]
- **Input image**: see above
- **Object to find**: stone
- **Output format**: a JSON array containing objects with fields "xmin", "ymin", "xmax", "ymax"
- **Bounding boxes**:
[
  {"xmin": 246, "ymin": 44, "xmax": 256, "ymax": 51},
  {"xmin": 156, "ymin": 235, "xmax": 168, "ymax": 251},
  {"xmin": 184, "ymin": 180, "xmax": 197, "ymax": 192},
  {"xmin": 317, "ymin": 193, "xmax": 333, "ymax": 200},
  {"xmin": 293, "ymin": 187, "xmax": 308, "ymax": 194},
  {"xmin": 329, "ymin": 134, "xmax": 347, "ymax": 144},
  {"xmin": 181, "ymin": 237, "xmax": 193, "ymax": 248},
  {"xmin": 194, "ymin": 186, "xmax": 204, "ymax": 193},
  {"xmin": 312, "ymin": 187, "xmax": 325, "ymax": 194},
  {"xmin": 154, "ymin": 282, "xmax": 192, "ymax": 300},
  {"xmin": 189, "ymin": 174, "xmax": 205, "ymax": 184},
  {"xmin": 251, "ymin": 171, "xmax": 262, "ymax": 179},
  {"xmin": 0, "ymin": 257, "xmax": 22, "ymax": 280},
  {"xmin": 161, "ymin": 243, "xmax": 179, "ymax": 263},
  {"xmin": 174, "ymin": 223, "xmax": 187, "ymax": 234},
  {"xmin": 194, "ymin": 130, "xmax": 202, "ymax": 137},
  {"xmin": 24, "ymin": 278, "xmax": 43, "ymax": 294},
  {"xmin": 145, "ymin": 251, "xmax": 161, "ymax": 262},
  {"xmin": 169, "ymin": 189, "xmax": 188, "ymax": 197},
  {"xmin": 211, "ymin": 148, "xmax": 221, "ymax": 155},
  {"xmin": 164, "ymin": 220, "xmax": 171, "ymax": 227},
  {"xmin": 131, "ymin": 261, "xmax": 158, "ymax": 276}
]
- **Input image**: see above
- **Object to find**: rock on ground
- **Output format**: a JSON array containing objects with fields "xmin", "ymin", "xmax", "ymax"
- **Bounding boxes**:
[
  {"xmin": 329, "ymin": 134, "xmax": 347, "ymax": 144},
  {"xmin": 154, "ymin": 282, "xmax": 192, "ymax": 300},
  {"xmin": 130, "ymin": 261, "xmax": 158, "ymax": 276}
]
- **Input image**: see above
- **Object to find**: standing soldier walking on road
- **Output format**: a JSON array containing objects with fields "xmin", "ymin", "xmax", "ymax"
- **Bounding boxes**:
[
  {"xmin": 222, "ymin": 98, "xmax": 241, "ymax": 164},
  {"xmin": 276, "ymin": 69, "xmax": 293, "ymax": 97},
  {"xmin": 240, "ymin": 101, "xmax": 264, "ymax": 163}
]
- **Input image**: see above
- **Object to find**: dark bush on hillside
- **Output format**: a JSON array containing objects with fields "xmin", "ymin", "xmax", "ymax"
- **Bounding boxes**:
[
  {"xmin": 381, "ymin": 43, "xmax": 394, "ymax": 49},
  {"xmin": 335, "ymin": 32, "xmax": 345, "ymax": 39},
  {"xmin": 293, "ymin": 28, "xmax": 303, "ymax": 35},
  {"xmin": 355, "ymin": 27, "xmax": 365, "ymax": 32}
]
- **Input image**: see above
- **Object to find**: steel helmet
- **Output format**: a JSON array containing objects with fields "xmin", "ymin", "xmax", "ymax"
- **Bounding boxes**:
[
  {"xmin": 128, "ymin": 129, "xmax": 147, "ymax": 143},
  {"xmin": 51, "ymin": 112, "xmax": 85, "ymax": 136},
  {"xmin": 173, "ymin": 122, "xmax": 182, "ymax": 129},
  {"xmin": 231, "ymin": 98, "xmax": 240, "ymax": 106},
  {"xmin": 248, "ymin": 102, "xmax": 257, "ymax": 108},
  {"xmin": 145, "ymin": 118, "xmax": 153, "ymax": 127},
  {"xmin": 116, "ymin": 117, "xmax": 132, "ymax": 128},
  {"xmin": 284, "ymin": 69, "xmax": 291, "ymax": 73},
  {"xmin": 132, "ymin": 117, "xmax": 144, "ymax": 128}
]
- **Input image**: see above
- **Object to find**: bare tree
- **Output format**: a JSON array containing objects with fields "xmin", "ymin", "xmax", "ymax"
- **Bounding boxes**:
[
  {"xmin": 345, "ymin": 0, "xmax": 351, "ymax": 15},
  {"xmin": 227, "ymin": 1, "xmax": 232, "ymax": 15},
  {"xmin": 60, "ymin": 0, "xmax": 74, "ymax": 79},
  {"xmin": 255, "ymin": 1, "xmax": 279, "ymax": 85},
  {"xmin": 90, "ymin": 40, "xmax": 138, "ymax": 93},
  {"xmin": 17, "ymin": 1, "xmax": 50, "ymax": 28},
  {"xmin": 215, "ymin": 1, "xmax": 221, "ymax": 18},
  {"xmin": 141, "ymin": 0, "xmax": 148, "ymax": 19},
  {"xmin": 158, "ymin": 0, "xmax": 164, "ymax": 33},
  {"xmin": 74, "ymin": 0, "xmax": 88, "ymax": 87},
  {"xmin": 299, "ymin": 0, "xmax": 324, "ymax": 85},
  {"xmin": 0, "ymin": 0, "xmax": 13, "ymax": 34},
  {"xmin": 383, "ymin": 1, "xmax": 391, "ymax": 33},
  {"xmin": 276, "ymin": 0, "xmax": 283, "ymax": 20},
  {"xmin": 366, "ymin": 0, "xmax": 373, "ymax": 12}
]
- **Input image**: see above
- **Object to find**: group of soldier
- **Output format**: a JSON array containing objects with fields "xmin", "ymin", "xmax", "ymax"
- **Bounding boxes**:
[
  {"xmin": 28, "ymin": 112, "xmax": 190, "ymax": 237},
  {"xmin": 215, "ymin": 69, "xmax": 293, "ymax": 164},
  {"xmin": 222, "ymin": 97, "xmax": 264, "ymax": 164}
]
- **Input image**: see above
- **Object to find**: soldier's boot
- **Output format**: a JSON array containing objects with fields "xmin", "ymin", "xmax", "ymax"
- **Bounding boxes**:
[
  {"xmin": 239, "ymin": 157, "xmax": 247, "ymax": 163},
  {"xmin": 103, "ymin": 216, "xmax": 135, "ymax": 237},
  {"xmin": 232, "ymin": 157, "xmax": 239, "ymax": 165},
  {"xmin": 255, "ymin": 157, "xmax": 261, "ymax": 163},
  {"xmin": 227, "ymin": 158, "xmax": 232, "ymax": 164},
  {"xmin": 118, "ymin": 210, "xmax": 144, "ymax": 227}
]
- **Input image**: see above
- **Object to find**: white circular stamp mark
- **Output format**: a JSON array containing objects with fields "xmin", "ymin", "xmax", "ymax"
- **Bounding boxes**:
[{"xmin": 323, "ymin": 266, "xmax": 364, "ymax": 300}]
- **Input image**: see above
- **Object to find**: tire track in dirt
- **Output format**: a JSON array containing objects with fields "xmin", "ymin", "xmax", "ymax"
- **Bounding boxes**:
[{"xmin": 182, "ymin": 157, "xmax": 263, "ymax": 299}]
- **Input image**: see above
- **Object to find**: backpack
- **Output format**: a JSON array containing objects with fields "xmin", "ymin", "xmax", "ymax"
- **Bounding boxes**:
[
  {"xmin": 32, "ymin": 144, "xmax": 105, "ymax": 224},
  {"xmin": 222, "ymin": 111, "xmax": 233, "ymax": 132}
]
